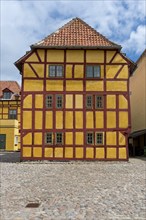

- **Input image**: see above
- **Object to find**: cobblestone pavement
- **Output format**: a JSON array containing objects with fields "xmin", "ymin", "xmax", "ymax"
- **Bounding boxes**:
[{"xmin": 0, "ymin": 152, "xmax": 146, "ymax": 220}]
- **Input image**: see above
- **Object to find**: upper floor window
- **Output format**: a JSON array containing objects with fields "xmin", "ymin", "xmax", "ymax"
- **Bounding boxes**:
[
  {"xmin": 9, "ymin": 109, "xmax": 17, "ymax": 119},
  {"xmin": 86, "ymin": 65, "xmax": 100, "ymax": 78},
  {"xmin": 96, "ymin": 96, "xmax": 104, "ymax": 109},
  {"xmin": 86, "ymin": 95, "xmax": 93, "ymax": 108},
  {"xmin": 3, "ymin": 92, "xmax": 12, "ymax": 99},
  {"xmin": 56, "ymin": 95, "xmax": 63, "ymax": 109},
  {"xmin": 49, "ymin": 65, "xmax": 63, "ymax": 77},
  {"xmin": 46, "ymin": 95, "xmax": 53, "ymax": 108}
]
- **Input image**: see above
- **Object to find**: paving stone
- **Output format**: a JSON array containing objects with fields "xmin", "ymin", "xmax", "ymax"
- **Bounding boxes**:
[{"xmin": 0, "ymin": 152, "xmax": 146, "ymax": 220}]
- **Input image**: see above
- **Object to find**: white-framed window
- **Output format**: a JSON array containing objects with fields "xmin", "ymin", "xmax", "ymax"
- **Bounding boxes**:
[
  {"xmin": 56, "ymin": 133, "xmax": 63, "ymax": 145},
  {"xmin": 45, "ymin": 132, "xmax": 53, "ymax": 145},
  {"xmin": 49, "ymin": 65, "xmax": 63, "ymax": 77},
  {"xmin": 9, "ymin": 109, "xmax": 17, "ymax": 119},
  {"xmin": 56, "ymin": 95, "xmax": 63, "ymax": 109},
  {"xmin": 86, "ymin": 65, "xmax": 101, "ymax": 78},
  {"xmin": 46, "ymin": 95, "xmax": 53, "ymax": 108},
  {"xmin": 86, "ymin": 132, "xmax": 94, "ymax": 144},
  {"xmin": 3, "ymin": 92, "xmax": 12, "ymax": 99},
  {"xmin": 86, "ymin": 95, "xmax": 93, "ymax": 108},
  {"xmin": 95, "ymin": 95, "xmax": 104, "ymax": 109},
  {"xmin": 96, "ymin": 133, "xmax": 103, "ymax": 145}
]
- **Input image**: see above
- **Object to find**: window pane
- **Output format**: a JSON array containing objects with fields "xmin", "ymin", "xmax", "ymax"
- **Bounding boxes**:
[
  {"xmin": 96, "ymin": 133, "xmax": 103, "ymax": 144},
  {"xmin": 46, "ymin": 95, "xmax": 53, "ymax": 108},
  {"xmin": 96, "ymin": 96, "xmax": 103, "ymax": 108},
  {"xmin": 56, "ymin": 133, "xmax": 63, "ymax": 144},
  {"xmin": 86, "ymin": 66, "xmax": 93, "ymax": 77},
  {"xmin": 56, "ymin": 95, "xmax": 63, "ymax": 108},
  {"xmin": 94, "ymin": 66, "xmax": 100, "ymax": 78},
  {"xmin": 46, "ymin": 133, "xmax": 52, "ymax": 144},
  {"xmin": 9, "ymin": 109, "xmax": 17, "ymax": 119},
  {"xmin": 86, "ymin": 96, "xmax": 92, "ymax": 108},
  {"xmin": 49, "ymin": 66, "xmax": 55, "ymax": 77},
  {"xmin": 3, "ymin": 92, "xmax": 12, "ymax": 99},
  {"xmin": 56, "ymin": 66, "xmax": 63, "ymax": 77},
  {"xmin": 87, "ymin": 133, "xmax": 93, "ymax": 144}
]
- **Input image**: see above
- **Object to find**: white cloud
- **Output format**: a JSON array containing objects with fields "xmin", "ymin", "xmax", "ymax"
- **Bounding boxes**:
[
  {"xmin": 0, "ymin": 0, "xmax": 146, "ymax": 84},
  {"xmin": 122, "ymin": 25, "xmax": 146, "ymax": 54}
]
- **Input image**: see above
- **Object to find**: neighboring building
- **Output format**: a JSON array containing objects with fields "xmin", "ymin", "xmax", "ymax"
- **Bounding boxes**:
[
  {"xmin": 0, "ymin": 81, "xmax": 21, "ymax": 151},
  {"xmin": 129, "ymin": 50, "xmax": 146, "ymax": 156},
  {"xmin": 15, "ymin": 18, "xmax": 134, "ymax": 161}
]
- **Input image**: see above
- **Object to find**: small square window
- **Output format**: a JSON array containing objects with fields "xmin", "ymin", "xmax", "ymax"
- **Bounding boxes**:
[
  {"xmin": 46, "ymin": 133, "xmax": 53, "ymax": 144},
  {"xmin": 86, "ymin": 95, "xmax": 93, "ymax": 108},
  {"xmin": 9, "ymin": 109, "xmax": 17, "ymax": 119},
  {"xmin": 56, "ymin": 95, "xmax": 63, "ymax": 108},
  {"xmin": 86, "ymin": 133, "xmax": 94, "ymax": 144},
  {"xmin": 96, "ymin": 96, "xmax": 104, "ymax": 109},
  {"xmin": 3, "ymin": 92, "xmax": 12, "ymax": 99},
  {"xmin": 96, "ymin": 133, "xmax": 103, "ymax": 145},
  {"xmin": 56, "ymin": 133, "xmax": 63, "ymax": 145},
  {"xmin": 46, "ymin": 95, "xmax": 53, "ymax": 108}
]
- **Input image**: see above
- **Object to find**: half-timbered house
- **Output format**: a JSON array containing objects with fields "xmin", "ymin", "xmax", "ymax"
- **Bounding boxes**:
[
  {"xmin": 15, "ymin": 18, "xmax": 134, "ymax": 160},
  {"xmin": 0, "ymin": 81, "xmax": 21, "ymax": 151}
]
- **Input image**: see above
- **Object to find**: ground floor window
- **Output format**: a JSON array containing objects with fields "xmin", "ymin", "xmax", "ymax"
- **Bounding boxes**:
[
  {"xmin": 96, "ymin": 133, "xmax": 103, "ymax": 145},
  {"xmin": 46, "ymin": 132, "xmax": 53, "ymax": 144}
]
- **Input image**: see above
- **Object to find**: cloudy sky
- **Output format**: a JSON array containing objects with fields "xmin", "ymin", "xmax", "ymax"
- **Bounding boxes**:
[{"xmin": 1, "ymin": 0, "xmax": 146, "ymax": 85}]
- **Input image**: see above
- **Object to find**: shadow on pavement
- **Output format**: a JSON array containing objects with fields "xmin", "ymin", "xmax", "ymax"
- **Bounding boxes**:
[{"xmin": 0, "ymin": 151, "xmax": 21, "ymax": 163}]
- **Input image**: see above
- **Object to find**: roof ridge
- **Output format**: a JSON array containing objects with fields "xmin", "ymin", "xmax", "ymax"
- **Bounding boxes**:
[{"xmin": 30, "ymin": 17, "xmax": 121, "ymax": 49}]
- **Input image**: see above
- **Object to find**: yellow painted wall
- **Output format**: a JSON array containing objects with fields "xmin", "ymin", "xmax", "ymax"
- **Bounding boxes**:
[
  {"xmin": 24, "ymin": 79, "xmax": 43, "ymax": 91},
  {"xmin": 0, "ymin": 100, "xmax": 21, "ymax": 151},
  {"xmin": 46, "ymin": 80, "xmax": 63, "ymax": 91},
  {"xmin": 66, "ymin": 95, "xmax": 73, "ymax": 108},
  {"xmin": 107, "ymin": 95, "xmax": 116, "ymax": 109},
  {"xmin": 21, "ymin": 48, "xmax": 130, "ymax": 160},
  {"xmin": 0, "ymin": 120, "xmax": 19, "ymax": 151},
  {"xmin": 107, "ymin": 111, "xmax": 116, "ymax": 128},
  {"xmin": 47, "ymin": 50, "xmax": 64, "ymax": 62},
  {"xmin": 74, "ymin": 65, "xmax": 84, "ymax": 78},
  {"xmin": 95, "ymin": 111, "xmax": 104, "ymax": 128},
  {"xmin": 66, "ymin": 50, "xmax": 84, "ymax": 63},
  {"xmin": 86, "ymin": 50, "xmax": 104, "ymax": 63},
  {"xmin": 66, "ymin": 80, "xmax": 83, "ymax": 91},
  {"xmin": 107, "ymin": 81, "xmax": 127, "ymax": 91},
  {"xmin": 86, "ymin": 81, "xmax": 103, "ymax": 91},
  {"xmin": 86, "ymin": 112, "xmax": 93, "ymax": 128},
  {"xmin": 65, "ymin": 111, "xmax": 73, "ymax": 128},
  {"xmin": 75, "ymin": 111, "xmax": 83, "ymax": 128}
]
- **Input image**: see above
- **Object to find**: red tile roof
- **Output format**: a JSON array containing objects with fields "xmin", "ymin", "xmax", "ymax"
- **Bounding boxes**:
[
  {"xmin": 32, "ymin": 17, "xmax": 121, "ymax": 49},
  {"xmin": 0, "ymin": 81, "xmax": 21, "ymax": 98}
]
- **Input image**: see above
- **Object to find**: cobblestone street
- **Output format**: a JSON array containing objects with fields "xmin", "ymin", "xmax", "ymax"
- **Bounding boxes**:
[{"xmin": 0, "ymin": 152, "xmax": 146, "ymax": 220}]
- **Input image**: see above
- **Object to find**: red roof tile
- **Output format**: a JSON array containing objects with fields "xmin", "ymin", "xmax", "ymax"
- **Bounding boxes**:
[
  {"xmin": 32, "ymin": 17, "xmax": 121, "ymax": 49},
  {"xmin": 0, "ymin": 81, "xmax": 21, "ymax": 98}
]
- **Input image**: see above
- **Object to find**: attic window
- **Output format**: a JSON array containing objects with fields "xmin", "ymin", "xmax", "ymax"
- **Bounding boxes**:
[{"xmin": 3, "ymin": 91, "xmax": 12, "ymax": 99}]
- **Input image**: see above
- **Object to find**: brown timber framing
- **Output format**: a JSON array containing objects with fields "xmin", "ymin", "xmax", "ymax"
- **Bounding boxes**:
[{"xmin": 20, "ymin": 48, "xmax": 131, "ymax": 161}]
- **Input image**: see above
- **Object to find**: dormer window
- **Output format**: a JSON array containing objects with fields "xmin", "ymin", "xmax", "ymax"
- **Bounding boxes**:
[{"xmin": 3, "ymin": 91, "xmax": 12, "ymax": 99}]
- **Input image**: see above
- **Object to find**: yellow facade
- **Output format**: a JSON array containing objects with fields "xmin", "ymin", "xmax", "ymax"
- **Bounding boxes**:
[
  {"xmin": 0, "ymin": 100, "xmax": 21, "ymax": 151},
  {"xmin": 17, "ymin": 48, "xmax": 130, "ymax": 160}
]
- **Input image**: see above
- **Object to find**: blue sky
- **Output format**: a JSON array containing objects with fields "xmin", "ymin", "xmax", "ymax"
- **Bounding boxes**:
[{"xmin": 1, "ymin": 0, "xmax": 146, "ymax": 85}]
